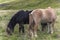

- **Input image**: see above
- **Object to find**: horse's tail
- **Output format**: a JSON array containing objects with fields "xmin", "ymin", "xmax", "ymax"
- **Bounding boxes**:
[{"xmin": 29, "ymin": 13, "xmax": 35, "ymax": 30}]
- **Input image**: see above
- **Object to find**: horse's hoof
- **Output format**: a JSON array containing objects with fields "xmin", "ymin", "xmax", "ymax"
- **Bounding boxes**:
[
  {"xmin": 50, "ymin": 31, "xmax": 54, "ymax": 34},
  {"xmin": 47, "ymin": 31, "xmax": 54, "ymax": 34},
  {"xmin": 34, "ymin": 34, "xmax": 38, "ymax": 38}
]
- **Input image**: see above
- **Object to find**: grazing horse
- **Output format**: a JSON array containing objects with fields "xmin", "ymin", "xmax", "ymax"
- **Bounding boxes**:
[
  {"xmin": 6, "ymin": 10, "xmax": 32, "ymax": 35},
  {"xmin": 29, "ymin": 7, "xmax": 56, "ymax": 38}
]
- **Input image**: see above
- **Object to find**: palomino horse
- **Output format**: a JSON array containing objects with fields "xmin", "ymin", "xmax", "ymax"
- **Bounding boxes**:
[
  {"xmin": 29, "ymin": 7, "xmax": 56, "ymax": 38},
  {"xmin": 6, "ymin": 10, "xmax": 32, "ymax": 35}
]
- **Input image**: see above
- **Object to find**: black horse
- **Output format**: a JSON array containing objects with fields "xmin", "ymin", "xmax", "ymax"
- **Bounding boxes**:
[{"xmin": 6, "ymin": 10, "xmax": 32, "ymax": 35}]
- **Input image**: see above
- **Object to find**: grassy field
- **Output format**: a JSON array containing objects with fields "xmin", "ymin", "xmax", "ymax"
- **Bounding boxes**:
[
  {"xmin": 0, "ymin": 0, "xmax": 60, "ymax": 40},
  {"xmin": 0, "ymin": 0, "xmax": 60, "ymax": 10},
  {"xmin": 0, "ymin": 9, "xmax": 60, "ymax": 40}
]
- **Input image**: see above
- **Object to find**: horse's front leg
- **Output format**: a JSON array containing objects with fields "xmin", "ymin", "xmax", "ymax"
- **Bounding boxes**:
[
  {"xmin": 47, "ymin": 23, "xmax": 51, "ymax": 34},
  {"xmin": 50, "ymin": 22, "xmax": 55, "ymax": 34},
  {"xmin": 19, "ymin": 24, "xmax": 25, "ymax": 34},
  {"xmin": 47, "ymin": 22, "xmax": 54, "ymax": 34}
]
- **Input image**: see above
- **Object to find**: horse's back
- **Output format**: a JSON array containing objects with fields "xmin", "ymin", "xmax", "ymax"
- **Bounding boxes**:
[{"xmin": 30, "ymin": 7, "xmax": 56, "ymax": 23}]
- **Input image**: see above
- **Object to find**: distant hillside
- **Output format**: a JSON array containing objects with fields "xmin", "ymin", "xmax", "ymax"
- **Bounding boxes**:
[{"xmin": 0, "ymin": 0, "xmax": 60, "ymax": 10}]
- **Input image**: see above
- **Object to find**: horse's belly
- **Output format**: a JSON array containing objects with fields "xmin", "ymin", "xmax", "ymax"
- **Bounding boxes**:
[
  {"xmin": 41, "ymin": 17, "xmax": 54, "ymax": 23},
  {"xmin": 41, "ymin": 19, "xmax": 48, "ymax": 23}
]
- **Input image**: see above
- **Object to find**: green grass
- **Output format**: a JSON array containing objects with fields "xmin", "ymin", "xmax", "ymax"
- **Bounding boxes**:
[
  {"xmin": 0, "ymin": 9, "xmax": 60, "ymax": 40},
  {"xmin": 0, "ymin": 0, "xmax": 60, "ymax": 10}
]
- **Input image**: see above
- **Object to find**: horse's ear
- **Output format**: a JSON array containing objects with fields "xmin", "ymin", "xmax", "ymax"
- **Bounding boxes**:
[
  {"xmin": 47, "ymin": 7, "xmax": 52, "ymax": 10},
  {"xmin": 48, "ymin": 7, "xmax": 51, "ymax": 8},
  {"xmin": 26, "ymin": 10, "xmax": 28, "ymax": 12}
]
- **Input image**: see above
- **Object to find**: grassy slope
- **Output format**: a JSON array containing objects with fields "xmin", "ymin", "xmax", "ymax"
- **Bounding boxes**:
[{"xmin": 0, "ymin": 0, "xmax": 60, "ymax": 10}]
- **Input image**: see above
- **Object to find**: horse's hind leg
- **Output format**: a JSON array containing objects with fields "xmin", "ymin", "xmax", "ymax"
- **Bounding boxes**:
[{"xmin": 19, "ymin": 24, "xmax": 25, "ymax": 34}]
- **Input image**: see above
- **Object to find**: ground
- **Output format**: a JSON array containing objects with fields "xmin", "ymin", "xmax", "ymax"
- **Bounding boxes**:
[{"xmin": 0, "ymin": 9, "xmax": 60, "ymax": 40}]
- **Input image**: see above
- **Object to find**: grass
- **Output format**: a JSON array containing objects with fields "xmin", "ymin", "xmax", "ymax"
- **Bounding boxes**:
[
  {"xmin": 0, "ymin": 0, "xmax": 60, "ymax": 10},
  {"xmin": 0, "ymin": 9, "xmax": 60, "ymax": 40}
]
